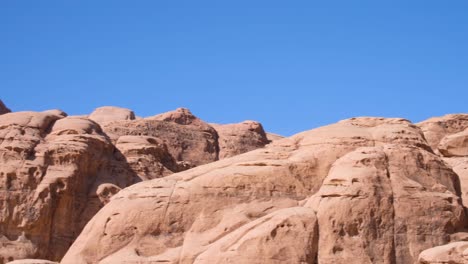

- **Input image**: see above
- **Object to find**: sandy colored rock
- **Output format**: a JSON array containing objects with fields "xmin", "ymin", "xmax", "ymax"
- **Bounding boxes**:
[
  {"xmin": 0, "ymin": 113, "xmax": 140, "ymax": 263},
  {"xmin": 115, "ymin": 136, "xmax": 182, "ymax": 180},
  {"xmin": 62, "ymin": 117, "xmax": 463, "ymax": 264},
  {"xmin": 420, "ymin": 114, "xmax": 468, "ymax": 212},
  {"xmin": 193, "ymin": 207, "xmax": 318, "ymax": 264},
  {"xmin": 7, "ymin": 260, "xmax": 58, "ymax": 264},
  {"xmin": 418, "ymin": 241, "xmax": 468, "ymax": 264},
  {"xmin": 211, "ymin": 121, "xmax": 270, "ymax": 159},
  {"xmin": 266, "ymin": 132, "xmax": 284, "ymax": 141},
  {"xmin": 305, "ymin": 145, "xmax": 464, "ymax": 263},
  {"xmin": 88, "ymin": 106, "xmax": 135, "ymax": 124},
  {"xmin": 417, "ymin": 114, "xmax": 468, "ymax": 153},
  {"xmin": 101, "ymin": 108, "xmax": 219, "ymax": 167},
  {"xmin": 444, "ymin": 157, "xmax": 468, "ymax": 210},
  {"xmin": 0, "ymin": 100, "xmax": 10, "ymax": 115},
  {"xmin": 151, "ymin": 108, "xmax": 206, "ymax": 126},
  {"xmin": 0, "ymin": 107, "xmax": 271, "ymax": 263},
  {"xmin": 439, "ymin": 129, "xmax": 468, "ymax": 157}
]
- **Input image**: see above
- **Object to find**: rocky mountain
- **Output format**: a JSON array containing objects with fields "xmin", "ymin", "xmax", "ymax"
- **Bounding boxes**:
[
  {"xmin": 1, "ymin": 100, "xmax": 467, "ymax": 264},
  {"xmin": 0, "ymin": 103, "xmax": 272, "ymax": 264}
]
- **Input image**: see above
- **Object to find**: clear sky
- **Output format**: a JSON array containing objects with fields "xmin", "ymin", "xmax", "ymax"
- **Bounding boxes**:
[{"xmin": 1, "ymin": 1, "xmax": 467, "ymax": 136}]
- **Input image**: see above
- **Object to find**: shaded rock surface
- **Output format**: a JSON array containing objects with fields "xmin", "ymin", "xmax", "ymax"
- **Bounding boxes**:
[
  {"xmin": 0, "ymin": 107, "xmax": 271, "ymax": 263},
  {"xmin": 62, "ymin": 116, "xmax": 467, "ymax": 264},
  {"xmin": 0, "ymin": 100, "xmax": 11, "ymax": 115}
]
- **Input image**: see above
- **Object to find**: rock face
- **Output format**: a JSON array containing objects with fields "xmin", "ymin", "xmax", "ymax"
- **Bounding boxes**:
[
  {"xmin": 88, "ymin": 106, "xmax": 135, "ymax": 124},
  {"xmin": 417, "ymin": 114, "xmax": 468, "ymax": 154},
  {"xmin": 417, "ymin": 114, "xmax": 468, "ymax": 210},
  {"xmin": 102, "ymin": 108, "xmax": 220, "ymax": 168},
  {"xmin": 414, "ymin": 114, "xmax": 468, "ymax": 264},
  {"xmin": 3, "ymin": 109, "xmax": 468, "ymax": 264},
  {"xmin": 0, "ymin": 111, "xmax": 140, "ymax": 263},
  {"xmin": 211, "ymin": 121, "xmax": 270, "ymax": 159},
  {"xmin": 0, "ymin": 107, "xmax": 272, "ymax": 263},
  {"xmin": 418, "ymin": 241, "xmax": 468, "ymax": 264},
  {"xmin": 62, "ymin": 116, "xmax": 467, "ymax": 264},
  {"xmin": 0, "ymin": 100, "xmax": 10, "ymax": 115}
]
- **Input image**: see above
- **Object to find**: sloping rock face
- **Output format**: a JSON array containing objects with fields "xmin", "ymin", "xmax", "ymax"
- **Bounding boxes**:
[
  {"xmin": 0, "ymin": 100, "xmax": 11, "ymax": 115},
  {"xmin": 62, "ymin": 117, "xmax": 467, "ymax": 264},
  {"xmin": 0, "ymin": 107, "xmax": 271, "ymax": 263},
  {"xmin": 266, "ymin": 132, "xmax": 284, "ymax": 142}
]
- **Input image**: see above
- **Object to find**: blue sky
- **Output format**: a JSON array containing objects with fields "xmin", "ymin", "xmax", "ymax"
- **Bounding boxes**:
[{"xmin": 1, "ymin": 1, "xmax": 467, "ymax": 136}]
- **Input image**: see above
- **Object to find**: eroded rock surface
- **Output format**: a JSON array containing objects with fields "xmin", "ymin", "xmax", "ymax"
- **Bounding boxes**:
[
  {"xmin": 0, "ymin": 107, "xmax": 271, "ymax": 263},
  {"xmin": 418, "ymin": 241, "xmax": 468, "ymax": 264},
  {"xmin": 88, "ymin": 106, "xmax": 135, "ymax": 124},
  {"xmin": 0, "ymin": 111, "xmax": 142, "ymax": 263},
  {"xmin": 62, "ymin": 117, "xmax": 466, "ymax": 264},
  {"xmin": 4, "ymin": 110, "xmax": 468, "ymax": 264},
  {"xmin": 211, "ymin": 120, "xmax": 270, "ymax": 159}
]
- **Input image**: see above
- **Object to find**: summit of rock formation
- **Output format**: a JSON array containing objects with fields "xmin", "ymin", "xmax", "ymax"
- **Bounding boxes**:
[{"xmin": 0, "ymin": 100, "xmax": 10, "ymax": 115}]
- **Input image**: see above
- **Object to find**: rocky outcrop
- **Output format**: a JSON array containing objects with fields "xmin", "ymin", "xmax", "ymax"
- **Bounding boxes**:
[
  {"xmin": 418, "ymin": 241, "xmax": 468, "ymax": 264},
  {"xmin": 211, "ymin": 121, "xmax": 270, "ymax": 159},
  {"xmin": 305, "ymin": 145, "xmax": 463, "ymax": 263},
  {"xmin": 0, "ymin": 111, "xmax": 141, "ymax": 263},
  {"xmin": 417, "ymin": 114, "xmax": 468, "ymax": 154},
  {"xmin": 418, "ymin": 115, "xmax": 468, "ymax": 209},
  {"xmin": 62, "ymin": 117, "xmax": 466, "ymax": 264},
  {"xmin": 0, "ymin": 107, "xmax": 272, "ymax": 263},
  {"xmin": 88, "ymin": 106, "xmax": 135, "ymax": 124},
  {"xmin": 415, "ymin": 114, "xmax": 468, "ymax": 263},
  {"xmin": 0, "ymin": 100, "xmax": 10, "ymax": 115},
  {"xmin": 101, "ymin": 109, "xmax": 219, "ymax": 167}
]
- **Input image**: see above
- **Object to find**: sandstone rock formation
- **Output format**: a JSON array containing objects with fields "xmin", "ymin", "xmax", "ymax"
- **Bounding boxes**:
[
  {"xmin": 3, "ymin": 108, "xmax": 468, "ymax": 264},
  {"xmin": 0, "ymin": 107, "xmax": 272, "ymax": 263},
  {"xmin": 88, "ymin": 106, "xmax": 135, "ymax": 124},
  {"xmin": 61, "ymin": 116, "xmax": 467, "ymax": 264},
  {"xmin": 418, "ymin": 241, "xmax": 468, "ymax": 264},
  {"xmin": 0, "ymin": 100, "xmax": 11, "ymax": 115},
  {"xmin": 266, "ymin": 132, "xmax": 284, "ymax": 142},
  {"xmin": 0, "ymin": 111, "xmax": 140, "ymax": 263},
  {"xmin": 211, "ymin": 120, "xmax": 270, "ymax": 159},
  {"xmin": 417, "ymin": 114, "xmax": 468, "ymax": 210},
  {"xmin": 7, "ymin": 260, "xmax": 58, "ymax": 264}
]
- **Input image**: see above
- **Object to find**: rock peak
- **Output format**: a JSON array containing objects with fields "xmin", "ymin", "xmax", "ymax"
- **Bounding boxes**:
[
  {"xmin": 0, "ymin": 99, "xmax": 11, "ymax": 115},
  {"xmin": 150, "ymin": 107, "xmax": 199, "ymax": 125}
]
